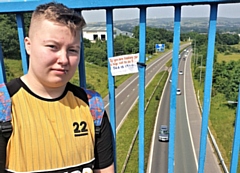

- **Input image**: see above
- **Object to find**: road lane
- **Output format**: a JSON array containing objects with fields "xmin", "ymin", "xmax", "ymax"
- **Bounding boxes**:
[
  {"xmin": 150, "ymin": 79, "xmax": 171, "ymax": 173},
  {"xmin": 175, "ymin": 94, "xmax": 197, "ymax": 173},
  {"xmin": 184, "ymin": 50, "xmax": 222, "ymax": 173}
]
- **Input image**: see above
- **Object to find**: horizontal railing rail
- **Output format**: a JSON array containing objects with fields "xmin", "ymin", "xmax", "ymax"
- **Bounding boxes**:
[{"xmin": 0, "ymin": 0, "xmax": 239, "ymax": 13}]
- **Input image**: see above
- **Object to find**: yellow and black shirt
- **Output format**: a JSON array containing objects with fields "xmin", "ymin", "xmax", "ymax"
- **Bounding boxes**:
[{"xmin": 3, "ymin": 78, "xmax": 113, "ymax": 173}]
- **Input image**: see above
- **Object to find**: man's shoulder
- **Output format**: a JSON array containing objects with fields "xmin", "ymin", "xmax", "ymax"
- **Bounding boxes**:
[
  {"xmin": 66, "ymin": 82, "xmax": 89, "ymax": 104},
  {"xmin": 4, "ymin": 78, "xmax": 22, "ymax": 97}
]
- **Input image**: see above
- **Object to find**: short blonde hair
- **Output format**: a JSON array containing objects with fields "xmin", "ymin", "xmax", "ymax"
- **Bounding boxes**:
[{"xmin": 29, "ymin": 2, "xmax": 86, "ymax": 37}]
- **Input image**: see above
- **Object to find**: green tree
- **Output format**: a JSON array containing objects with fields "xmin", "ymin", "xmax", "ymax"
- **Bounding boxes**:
[
  {"xmin": 114, "ymin": 35, "xmax": 126, "ymax": 55},
  {"xmin": 0, "ymin": 14, "xmax": 20, "ymax": 59},
  {"xmin": 83, "ymin": 38, "xmax": 91, "ymax": 48},
  {"xmin": 124, "ymin": 37, "xmax": 139, "ymax": 54},
  {"xmin": 84, "ymin": 47, "xmax": 107, "ymax": 67},
  {"xmin": 0, "ymin": 13, "xmax": 31, "ymax": 59},
  {"xmin": 219, "ymin": 33, "xmax": 239, "ymax": 45},
  {"xmin": 93, "ymin": 39, "xmax": 107, "ymax": 52},
  {"xmin": 212, "ymin": 60, "xmax": 240, "ymax": 101},
  {"xmin": 147, "ymin": 39, "xmax": 158, "ymax": 54},
  {"xmin": 132, "ymin": 26, "xmax": 139, "ymax": 39}
]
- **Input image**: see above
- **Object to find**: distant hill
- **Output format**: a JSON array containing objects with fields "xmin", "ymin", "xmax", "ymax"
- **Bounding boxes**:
[{"xmin": 86, "ymin": 17, "xmax": 240, "ymax": 33}]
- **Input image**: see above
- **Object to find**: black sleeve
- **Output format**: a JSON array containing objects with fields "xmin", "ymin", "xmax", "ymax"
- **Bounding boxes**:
[{"xmin": 94, "ymin": 111, "xmax": 114, "ymax": 169}]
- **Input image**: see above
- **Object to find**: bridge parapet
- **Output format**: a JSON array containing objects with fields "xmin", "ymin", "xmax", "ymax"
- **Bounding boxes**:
[{"xmin": 0, "ymin": 1, "xmax": 239, "ymax": 173}]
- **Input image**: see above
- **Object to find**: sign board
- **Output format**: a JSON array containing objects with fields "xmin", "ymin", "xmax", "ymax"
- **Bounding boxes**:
[
  {"xmin": 109, "ymin": 54, "xmax": 139, "ymax": 76},
  {"xmin": 155, "ymin": 44, "xmax": 165, "ymax": 52}
]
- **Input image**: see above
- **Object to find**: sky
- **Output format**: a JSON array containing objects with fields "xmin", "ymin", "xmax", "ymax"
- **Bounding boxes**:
[{"xmin": 82, "ymin": 3, "xmax": 240, "ymax": 23}]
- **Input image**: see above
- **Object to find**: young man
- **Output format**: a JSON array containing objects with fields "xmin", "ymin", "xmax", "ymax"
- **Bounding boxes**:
[{"xmin": 0, "ymin": 2, "xmax": 114, "ymax": 173}]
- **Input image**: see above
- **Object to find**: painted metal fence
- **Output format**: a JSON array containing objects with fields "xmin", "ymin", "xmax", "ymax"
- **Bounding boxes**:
[{"xmin": 0, "ymin": 0, "xmax": 240, "ymax": 173}]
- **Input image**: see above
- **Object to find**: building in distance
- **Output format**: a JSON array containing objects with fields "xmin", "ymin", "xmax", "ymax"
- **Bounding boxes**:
[{"xmin": 83, "ymin": 26, "xmax": 133, "ymax": 42}]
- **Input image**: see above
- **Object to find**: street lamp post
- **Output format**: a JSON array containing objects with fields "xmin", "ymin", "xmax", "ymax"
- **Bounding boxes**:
[
  {"xmin": 199, "ymin": 55, "xmax": 203, "ymax": 83},
  {"xmin": 195, "ymin": 49, "xmax": 198, "ymax": 67},
  {"xmin": 194, "ymin": 39, "xmax": 198, "ymax": 70}
]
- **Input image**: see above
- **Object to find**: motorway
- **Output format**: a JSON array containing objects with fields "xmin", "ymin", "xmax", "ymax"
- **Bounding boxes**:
[
  {"xmin": 147, "ymin": 49, "xmax": 222, "ymax": 173},
  {"xmin": 102, "ymin": 44, "xmax": 221, "ymax": 172}
]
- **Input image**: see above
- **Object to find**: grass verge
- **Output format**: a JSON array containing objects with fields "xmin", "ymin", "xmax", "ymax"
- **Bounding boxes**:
[{"xmin": 191, "ymin": 55, "xmax": 240, "ymax": 172}]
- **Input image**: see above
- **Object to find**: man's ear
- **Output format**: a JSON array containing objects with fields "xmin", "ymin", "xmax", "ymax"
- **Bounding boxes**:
[{"xmin": 24, "ymin": 37, "xmax": 31, "ymax": 55}]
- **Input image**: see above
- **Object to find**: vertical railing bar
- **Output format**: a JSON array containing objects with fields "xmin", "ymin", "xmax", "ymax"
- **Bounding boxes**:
[
  {"xmin": 198, "ymin": 3, "xmax": 218, "ymax": 173},
  {"xmin": 16, "ymin": 13, "xmax": 28, "ymax": 74},
  {"xmin": 79, "ymin": 32, "xmax": 86, "ymax": 88},
  {"xmin": 138, "ymin": 6, "xmax": 146, "ymax": 173},
  {"xmin": 168, "ymin": 5, "xmax": 181, "ymax": 173},
  {"xmin": 106, "ymin": 8, "xmax": 117, "ymax": 172},
  {"xmin": 230, "ymin": 84, "xmax": 240, "ymax": 173},
  {"xmin": 78, "ymin": 10, "xmax": 86, "ymax": 88},
  {"xmin": 0, "ymin": 43, "xmax": 6, "ymax": 83}
]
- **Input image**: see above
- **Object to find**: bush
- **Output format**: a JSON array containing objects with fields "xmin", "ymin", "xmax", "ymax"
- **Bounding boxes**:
[{"xmin": 224, "ymin": 51, "xmax": 231, "ymax": 55}]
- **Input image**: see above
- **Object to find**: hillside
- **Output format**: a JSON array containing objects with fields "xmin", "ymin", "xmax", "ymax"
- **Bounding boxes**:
[{"xmin": 86, "ymin": 17, "xmax": 240, "ymax": 33}]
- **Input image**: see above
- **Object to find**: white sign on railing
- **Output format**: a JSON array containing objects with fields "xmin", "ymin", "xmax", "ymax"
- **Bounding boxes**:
[{"xmin": 109, "ymin": 53, "xmax": 139, "ymax": 76}]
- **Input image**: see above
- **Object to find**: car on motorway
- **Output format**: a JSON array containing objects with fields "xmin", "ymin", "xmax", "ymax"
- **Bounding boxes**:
[
  {"xmin": 179, "ymin": 70, "xmax": 183, "ymax": 75},
  {"xmin": 158, "ymin": 125, "xmax": 169, "ymax": 142},
  {"xmin": 177, "ymin": 88, "xmax": 181, "ymax": 95}
]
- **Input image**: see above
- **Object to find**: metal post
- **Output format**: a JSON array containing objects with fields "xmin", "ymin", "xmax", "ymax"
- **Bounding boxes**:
[
  {"xmin": 16, "ymin": 13, "xmax": 28, "ymax": 74},
  {"xmin": 198, "ymin": 4, "xmax": 218, "ymax": 173},
  {"xmin": 138, "ymin": 7, "xmax": 146, "ymax": 173},
  {"xmin": 230, "ymin": 86, "xmax": 240, "ymax": 173},
  {"xmin": 78, "ymin": 10, "xmax": 86, "ymax": 88},
  {"xmin": 0, "ymin": 43, "xmax": 6, "ymax": 83},
  {"xmin": 168, "ymin": 5, "xmax": 181, "ymax": 173},
  {"xmin": 106, "ymin": 8, "xmax": 117, "ymax": 172}
]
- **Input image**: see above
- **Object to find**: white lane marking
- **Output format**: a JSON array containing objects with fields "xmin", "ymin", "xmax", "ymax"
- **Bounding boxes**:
[{"xmin": 183, "ymin": 51, "xmax": 198, "ymax": 170}]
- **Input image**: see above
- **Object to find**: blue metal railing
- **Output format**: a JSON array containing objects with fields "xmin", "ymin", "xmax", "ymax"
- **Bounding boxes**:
[
  {"xmin": 230, "ymin": 85, "xmax": 240, "ymax": 173},
  {"xmin": 138, "ymin": 7, "xmax": 147, "ymax": 173},
  {"xmin": 106, "ymin": 8, "xmax": 117, "ymax": 170},
  {"xmin": 0, "ymin": 1, "xmax": 240, "ymax": 173},
  {"xmin": 169, "ymin": 5, "xmax": 181, "ymax": 173},
  {"xmin": 198, "ymin": 4, "xmax": 218, "ymax": 173}
]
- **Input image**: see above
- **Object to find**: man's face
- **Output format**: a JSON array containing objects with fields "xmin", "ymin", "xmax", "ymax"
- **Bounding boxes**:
[{"xmin": 24, "ymin": 19, "xmax": 81, "ymax": 88}]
